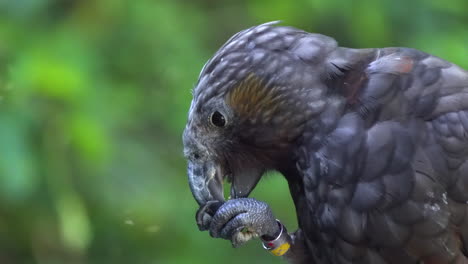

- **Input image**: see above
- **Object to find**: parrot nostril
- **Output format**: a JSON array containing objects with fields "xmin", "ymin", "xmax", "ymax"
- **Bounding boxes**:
[{"xmin": 193, "ymin": 152, "xmax": 201, "ymax": 160}]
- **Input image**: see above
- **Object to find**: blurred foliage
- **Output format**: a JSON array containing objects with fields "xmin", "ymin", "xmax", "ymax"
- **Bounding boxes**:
[{"xmin": 0, "ymin": 0, "xmax": 466, "ymax": 263}]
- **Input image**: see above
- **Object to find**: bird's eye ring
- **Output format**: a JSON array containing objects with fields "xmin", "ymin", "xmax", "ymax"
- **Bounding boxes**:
[{"xmin": 210, "ymin": 111, "xmax": 226, "ymax": 127}]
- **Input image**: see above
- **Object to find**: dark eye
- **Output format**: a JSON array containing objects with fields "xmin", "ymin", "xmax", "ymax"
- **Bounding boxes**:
[{"xmin": 210, "ymin": 111, "xmax": 226, "ymax": 127}]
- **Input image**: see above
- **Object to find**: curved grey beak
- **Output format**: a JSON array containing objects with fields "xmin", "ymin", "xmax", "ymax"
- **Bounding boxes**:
[
  {"xmin": 187, "ymin": 160, "xmax": 225, "ymax": 206},
  {"xmin": 187, "ymin": 158, "xmax": 263, "ymax": 206}
]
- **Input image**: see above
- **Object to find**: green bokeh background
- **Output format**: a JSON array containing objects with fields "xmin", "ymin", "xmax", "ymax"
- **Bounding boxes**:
[{"xmin": 0, "ymin": 0, "xmax": 466, "ymax": 263}]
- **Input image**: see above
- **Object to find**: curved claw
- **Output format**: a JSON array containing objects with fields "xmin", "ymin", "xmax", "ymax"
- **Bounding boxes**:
[{"xmin": 196, "ymin": 200, "xmax": 224, "ymax": 231}]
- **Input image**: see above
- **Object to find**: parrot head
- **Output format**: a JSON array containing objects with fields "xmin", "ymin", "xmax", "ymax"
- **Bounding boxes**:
[{"xmin": 183, "ymin": 22, "xmax": 336, "ymax": 205}]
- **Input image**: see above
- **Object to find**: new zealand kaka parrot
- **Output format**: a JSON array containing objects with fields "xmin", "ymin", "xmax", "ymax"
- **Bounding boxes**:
[{"xmin": 183, "ymin": 22, "xmax": 468, "ymax": 264}]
